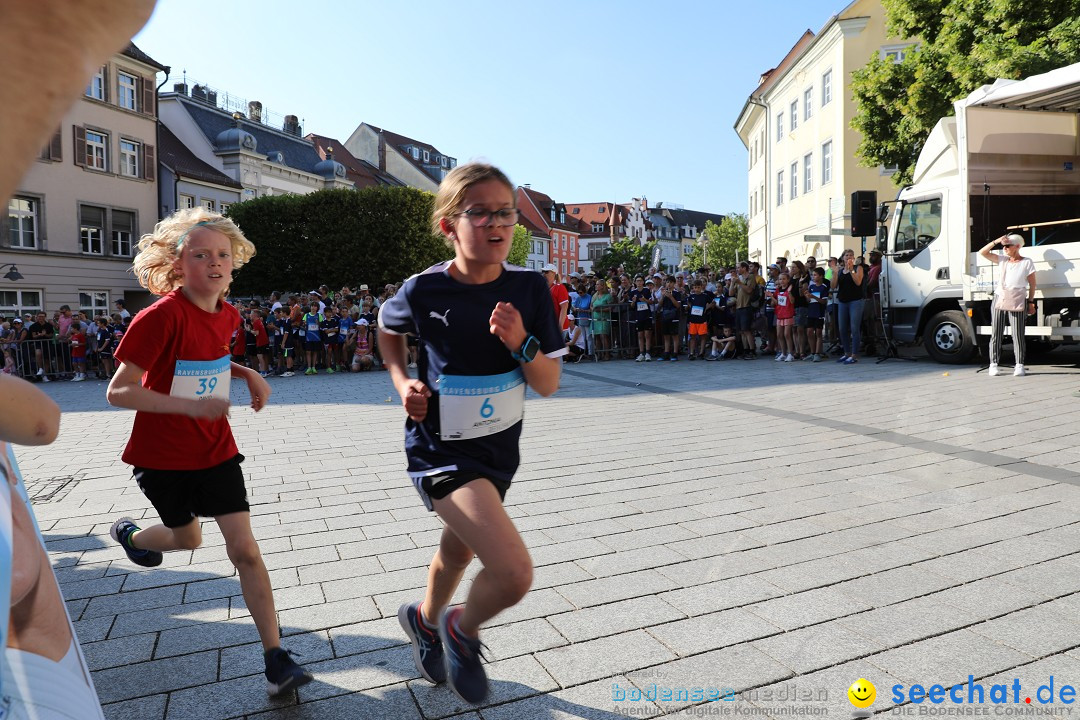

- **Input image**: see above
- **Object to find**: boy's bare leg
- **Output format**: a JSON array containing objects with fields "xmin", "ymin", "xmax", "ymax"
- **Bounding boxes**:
[{"xmin": 216, "ymin": 512, "xmax": 279, "ymax": 650}]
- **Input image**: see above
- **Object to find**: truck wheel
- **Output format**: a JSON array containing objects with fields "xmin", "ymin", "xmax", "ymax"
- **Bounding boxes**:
[{"xmin": 923, "ymin": 309, "xmax": 976, "ymax": 364}]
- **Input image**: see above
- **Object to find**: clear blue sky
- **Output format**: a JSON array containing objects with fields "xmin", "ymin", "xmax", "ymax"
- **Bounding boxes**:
[{"xmin": 134, "ymin": 0, "xmax": 846, "ymax": 215}]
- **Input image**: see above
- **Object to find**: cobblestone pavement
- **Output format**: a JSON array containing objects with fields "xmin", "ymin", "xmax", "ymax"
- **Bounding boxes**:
[{"xmin": 16, "ymin": 350, "xmax": 1080, "ymax": 720}]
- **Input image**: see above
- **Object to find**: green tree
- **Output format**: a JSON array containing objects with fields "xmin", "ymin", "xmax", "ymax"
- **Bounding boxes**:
[
  {"xmin": 852, "ymin": 0, "xmax": 1080, "ymax": 185},
  {"xmin": 225, "ymin": 186, "xmax": 452, "ymax": 295},
  {"xmin": 594, "ymin": 238, "xmax": 657, "ymax": 278},
  {"xmin": 508, "ymin": 224, "xmax": 531, "ymax": 267},
  {"xmin": 682, "ymin": 215, "xmax": 749, "ymax": 270}
]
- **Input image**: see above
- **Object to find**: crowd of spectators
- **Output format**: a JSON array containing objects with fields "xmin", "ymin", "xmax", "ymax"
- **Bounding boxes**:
[
  {"xmin": 544, "ymin": 249, "xmax": 884, "ymax": 365},
  {"xmin": 0, "ymin": 251, "xmax": 885, "ymax": 382}
]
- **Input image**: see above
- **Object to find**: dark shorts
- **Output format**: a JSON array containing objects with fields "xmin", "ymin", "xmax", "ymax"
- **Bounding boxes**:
[
  {"xmin": 303, "ymin": 338, "xmax": 321, "ymax": 351},
  {"xmin": 661, "ymin": 319, "xmax": 679, "ymax": 335},
  {"xmin": 250, "ymin": 345, "xmax": 269, "ymax": 357},
  {"xmin": 794, "ymin": 307, "xmax": 809, "ymax": 327},
  {"xmin": 765, "ymin": 311, "xmax": 776, "ymax": 329},
  {"xmin": 636, "ymin": 319, "xmax": 652, "ymax": 333},
  {"xmin": 735, "ymin": 307, "xmax": 754, "ymax": 332},
  {"xmin": 808, "ymin": 317, "xmax": 825, "ymax": 329},
  {"xmin": 411, "ymin": 470, "xmax": 510, "ymax": 512},
  {"xmin": 134, "ymin": 453, "xmax": 249, "ymax": 528}
]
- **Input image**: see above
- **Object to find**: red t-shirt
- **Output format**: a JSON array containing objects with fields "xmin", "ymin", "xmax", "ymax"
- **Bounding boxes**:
[
  {"xmin": 114, "ymin": 290, "xmax": 240, "ymax": 470},
  {"xmin": 773, "ymin": 287, "xmax": 796, "ymax": 319},
  {"xmin": 550, "ymin": 283, "xmax": 570, "ymax": 330},
  {"xmin": 252, "ymin": 318, "xmax": 268, "ymax": 347},
  {"xmin": 70, "ymin": 332, "xmax": 87, "ymax": 358}
]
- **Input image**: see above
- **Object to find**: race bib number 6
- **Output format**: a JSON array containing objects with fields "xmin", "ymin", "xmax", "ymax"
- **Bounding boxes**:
[
  {"xmin": 170, "ymin": 355, "xmax": 231, "ymax": 400},
  {"xmin": 437, "ymin": 369, "xmax": 525, "ymax": 441}
]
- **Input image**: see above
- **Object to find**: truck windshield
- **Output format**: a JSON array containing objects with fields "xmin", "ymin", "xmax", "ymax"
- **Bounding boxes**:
[{"xmin": 894, "ymin": 198, "xmax": 941, "ymax": 255}]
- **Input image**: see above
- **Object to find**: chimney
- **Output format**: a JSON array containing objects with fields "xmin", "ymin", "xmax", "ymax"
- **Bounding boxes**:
[
  {"xmin": 378, "ymin": 130, "xmax": 386, "ymax": 171},
  {"xmin": 248, "ymin": 101, "xmax": 263, "ymax": 123},
  {"xmin": 173, "ymin": 82, "xmax": 188, "ymax": 95},
  {"xmin": 283, "ymin": 115, "xmax": 300, "ymax": 136},
  {"xmin": 191, "ymin": 84, "xmax": 208, "ymax": 102}
]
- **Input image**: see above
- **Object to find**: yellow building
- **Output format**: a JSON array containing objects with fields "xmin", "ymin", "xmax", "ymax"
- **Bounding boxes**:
[{"xmin": 735, "ymin": 0, "xmax": 912, "ymax": 264}]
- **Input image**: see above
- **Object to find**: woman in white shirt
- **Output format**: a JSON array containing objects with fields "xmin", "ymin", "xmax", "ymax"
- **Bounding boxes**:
[{"xmin": 978, "ymin": 233, "xmax": 1036, "ymax": 376}]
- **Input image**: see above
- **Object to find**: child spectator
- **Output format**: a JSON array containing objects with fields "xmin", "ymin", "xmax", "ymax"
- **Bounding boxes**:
[
  {"xmin": 350, "ymin": 319, "xmax": 375, "ymax": 371},
  {"xmin": 250, "ymin": 309, "xmax": 270, "ymax": 377},
  {"xmin": 657, "ymin": 276, "xmax": 682, "ymax": 362},
  {"xmin": 69, "ymin": 321, "xmax": 87, "ymax": 381},
  {"xmin": 805, "ymin": 266, "xmax": 829, "ymax": 361},
  {"xmin": 96, "ymin": 317, "xmax": 114, "ymax": 378},
  {"xmin": 302, "ymin": 302, "xmax": 323, "ymax": 374},
  {"xmin": 3, "ymin": 348, "xmax": 16, "ymax": 375},
  {"xmin": 771, "ymin": 272, "xmax": 795, "ymax": 362},
  {"xmin": 320, "ymin": 305, "xmax": 340, "ymax": 373},
  {"xmin": 685, "ymin": 279, "xmax": 712, "ymax": 360},
  {"xmin": 564, "ymin": 314, "xmax": 586, "ymax": 362},
  {"xmin": 629, "ymin": 276, "xmax": 653, "ymax": 362}
]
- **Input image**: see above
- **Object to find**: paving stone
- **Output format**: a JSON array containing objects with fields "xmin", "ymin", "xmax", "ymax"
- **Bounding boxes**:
[
  {"xmin": 482, "ymin": 617, "xmax": 569, "ymax": 660},
  {"xmin": 646, "ymin": 607, "xmax": 784, "ymax": 657},
  {"xmin": 81, "ymin": 632, "xmax": 157, "ymax": 671},
  {"xmin": 751, "ymin": 618, "xmax": 886, "ymax": 673},
  {"xmin": 295, "ymin": 645, "xmax": 418, "ymax": 701},
  {"xmin": 536, "ymin": 629, "xmax": 677, "ymax": 686},
  {"xmin": 92, "ymin": 650, "xmax": 219, "ymax": 704},
  {"xmin": 481, "ymin": 675, "xmax": 655, "ymax": 720},
  {"xmin": 625, "ymin": 644, "xmax": 793, "ymax": 713},
  {"xmin": 412, "ymin": 653, "xmax": 559, "ymax": 718},
  {"xmin": 932, "ymin": 577, "xmax": 1046, "ymax": 619},
  {"xmin": 109, "ymin": 597, "xmax": 231, "ymax": 639},
  {"xmin": 832, "ymin": 565, "xmax": 958, "ymax": 607},
  {"xmin": 547, "ymin": 595, "xmax": 686, "ymax": 643},
  {"xmin": 279, "ymin": 597, "xmax": 381, "ymax": 635},
  {"xmin": 746, "ymin": 586, "xmax": 874, "ymax": 630},
  {"xmin": 969, "ymin": 605, "xmax": 1080, "ymax": 656},
  {"xmin": 219, "ymin": 630, "xmax": 335, "ymax": 681},
  {"xmin": 660, "ymin": 574, "xmax": 784, "ymax": 616},
  {"xmin": 836, "ymin": 595, "xmax": 978, "ymax": 647},
  {"xmin": 556, "ymin": 569, "xmax": 678, "ymax": 609},
  {"xmin": 866, "ymin": 629, "xmax": 1033, "ymax": 685},
  {"xmin": 576, "ymin": 544, "xmax": 687, "ymax": 577},
  {"xmin": 102, "ymin": 693, "xmax": 168, "ymax": 720}
]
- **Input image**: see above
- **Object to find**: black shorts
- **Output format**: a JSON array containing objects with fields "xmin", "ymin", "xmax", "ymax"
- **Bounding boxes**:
[
  {"xmin": 735, "ymin": 307, "xmax": 754, "ymax": 332},
  {"xmin": 303, "ymin": 338, "xmax": 321, "ymax": 351},
  {"xmin": 134, "ymin": 453, "xmax": 249, "ymax": 528},
  {"xmin": 662, "ymin": 319, "xmax": 679, "ymax": 335},
  {"xmin": 808, "ymin": 317, "xmax": 825, "ymax": 329},
  {"xmin": 636, "ymin": 319, "xmax": 652, "ymax": 333},
  {"xmin": 411, "ymin": 470, "xmax": 510, "ymax": 512}
]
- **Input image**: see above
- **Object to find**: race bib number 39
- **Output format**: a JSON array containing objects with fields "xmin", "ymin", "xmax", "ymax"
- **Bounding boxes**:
[
  {"xmin": 170, "ymin": 355, "xmax": 231, "ymax": 400},
  {"xmin": 437, "ymin": 369, "xmax": 525, "ymax": 441}
]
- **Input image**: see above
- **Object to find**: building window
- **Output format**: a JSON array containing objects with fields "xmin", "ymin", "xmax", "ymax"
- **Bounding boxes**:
[
  {"xmin": 750, "ymin": 193, "xmax": 755, "ymax": 217},
  {"xmin": 804, "ymin": 88, "xmax": 813, "ymax": 120},
  {"xmin": 804, "ymin": 153, "xmax": 813, "ymax": 193},
  {"xmin": 202, "ymin": 199, "xmax": 215, "ymax": 211},
  {"xmin": 0, "ymin": 289, "xmax": 42, "ymax": 318},
  {"xmin": 79, "ymin": 291, "xmax": 109, "ymax": 319},
  {"xmin": 111, "ymin": 210, "xmax": 134, "ymax": 256},
  {"xmin": 561, "ymin": 236, "xmax": 566, "ymax": 250},
  {"xmin": 598, "ymin": 206, "xmax": 606, "ymax": 213},
  {"xmin": 881, "ymin": 44, "xmax": 914, "ymax": 63},
  {"xmin": 119, "ymin": 139, "xmax": 139, "ymax": 177},
  {"xmin": 86, "ymin": 67, "xmax": 106, "ymax": 100},
  {"xmin": 410, "ymin": 147, "xmax": 420, "ymax": 160},
  {"xmin": 880, "ymin": 164, "xmax": 899, "ymax": 175},
  {"xmin": 790, "ymin": 100, "xmax": 798, "ymax": 131},
  {"xmin": 822, "ymin": 140, "xmax": 833, "ymax": 185},
  {"xmin": 561, "ymin": 259, "xmax": 567, "ymax": 275},
  {"xmin": 86, "ymin": 130, "xmax": 108, "ymax": 171},
  {"xmin": 592, "ymin": 222, "xmax": 604, "ymax": 232},
  {"xmin": 179, "ymin": 194, "xmax": 195, "ymax": 209},
  {"xmin": 80, "ymin": 205, "xmax": 105, "ymax": 254},
  {"xmin": 790, "ymin": 161, "xmax": 798, "ymax": 199},
  {"xmin": 776, "ymin": 170, "xmax": 784, "ymax": 205},
  {"xmin": 8, "ymin": 196, "xmax": 38, "ymax": 249},
  {"xmin": 118, "ymin": 71, "xmax": 137, "ymax": 111},
  {"xmin": 422, "ymin": 149, "xmax": 430, "ymax": 162},
  {"xmin": 220, "ymin": 203, "xmax": 230, "ymax": 214},
  {"xmin": 822, "ymin": 70, "xmax": 832, "ymax": 106},
  {"xmin": 776, "ymin": 112, "xmax": 783, "ymax": 141}
]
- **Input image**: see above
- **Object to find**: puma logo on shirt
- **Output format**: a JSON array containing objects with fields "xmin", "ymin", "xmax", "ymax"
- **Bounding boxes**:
[{"xmin": 429, "ymin": 309, "xmax": 450, "ymax": 327}]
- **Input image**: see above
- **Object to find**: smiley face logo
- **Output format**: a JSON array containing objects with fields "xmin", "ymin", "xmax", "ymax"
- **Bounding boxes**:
[{"xmin": 848, "ymin": 679, "xmax": 876, "ymax": 708}]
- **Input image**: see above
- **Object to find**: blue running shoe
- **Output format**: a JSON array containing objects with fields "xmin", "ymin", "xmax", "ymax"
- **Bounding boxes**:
[
  {"xmin": 109, "ymin": 517, "xmax": 163, "ymax": 567},
  {"xmin": 264, "ymin": 647, "xmax": 313, "ymax": 696},
  {"xmin": 438, "ymin": 607, "xmax": 489, "ymax": 704},
  {"xmin": 398, "ymin": 601, "xmax": 446, "ymax": 683}
]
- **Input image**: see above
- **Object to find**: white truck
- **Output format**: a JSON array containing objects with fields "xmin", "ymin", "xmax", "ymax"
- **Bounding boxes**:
[{"xmin": 872, "ymin": 62, "xmax": 1080, "ymax": 364}]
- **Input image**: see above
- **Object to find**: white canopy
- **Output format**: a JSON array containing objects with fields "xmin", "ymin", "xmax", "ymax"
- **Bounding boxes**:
[{"xmin": 958, "ymin": 61, "xmax": 1080, "ymax": 112}]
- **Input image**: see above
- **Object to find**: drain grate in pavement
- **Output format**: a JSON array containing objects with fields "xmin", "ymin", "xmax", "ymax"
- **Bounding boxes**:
[{"xmin": 25, "ymin": 474, "xmax": 81, "ymax": 505}]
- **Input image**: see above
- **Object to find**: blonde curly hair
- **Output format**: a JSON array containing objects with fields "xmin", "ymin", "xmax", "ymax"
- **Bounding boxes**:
[{"xmin": 132, "ymin": 207, "xmax": 256, "ymax": 296}]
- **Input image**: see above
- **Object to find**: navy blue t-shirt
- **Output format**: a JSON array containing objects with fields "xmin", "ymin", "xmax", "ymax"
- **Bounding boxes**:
[
  {"xmin": 686, "ymin": 292, "xmax": 712, "ymax": 324},
  {"xmin": 807, "ymin": 282, "xmax": 828, "ymax": 319},
  {"xmin": 379, "ymin": 261, "xmax": 566, "ymax": 483}
]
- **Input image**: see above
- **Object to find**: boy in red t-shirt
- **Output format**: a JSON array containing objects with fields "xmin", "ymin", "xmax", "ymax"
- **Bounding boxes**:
[
  {"xmin": 105, "ymin": 209, "xmax": 312, "ymax": 696},
  {"xmin": 69, "ymin": 321, "xmax": 87, "ymax": 381}
]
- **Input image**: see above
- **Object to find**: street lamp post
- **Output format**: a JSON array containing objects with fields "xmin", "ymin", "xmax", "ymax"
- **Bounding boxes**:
[{"xmin": 0, "ymin": 263, "xmax": 24, "ymax": 281}]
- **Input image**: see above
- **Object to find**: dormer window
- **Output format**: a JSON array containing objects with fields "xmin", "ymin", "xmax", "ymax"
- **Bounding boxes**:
[
  {"xmin": 423, "ymin": 149, "xmax": 430, "ymax": 162},
  {"xmin": 598, "ymin": 206, "xmax": 605, "ymax": 213},
  {"xmin": 559, "ymin": 210, "xmax": 565, "ymax": 223},
  {"xmin": 549, "ymin": 207, "xmax": 556, "ymax": 222},
  {"xmin": 410, "ymin": 147, "xmax": 419, "ymax": 160},
  {"xmin": 572, "ymin": 208, "xmax": 579, "ymax": 214}
]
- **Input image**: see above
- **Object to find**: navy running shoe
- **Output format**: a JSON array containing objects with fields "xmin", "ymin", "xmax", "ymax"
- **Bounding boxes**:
[
  {"xmin": 264, "ymin": 647, "xmax": 313, "ymax": 696},
  {"xmin": 438, "ymin": 607, "xmax": 489, "ymax": 704},
  {"xmin": 109, "ymin": 517, "xmax": 163, "ymax": 567},
  {"xmin": 398, "ymin": 601, "xmax": 446, "ymax": 683}
]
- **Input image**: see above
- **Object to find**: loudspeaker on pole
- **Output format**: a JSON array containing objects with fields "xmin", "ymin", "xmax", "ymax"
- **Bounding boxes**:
[{"xmin": 850, "ymin": 190, "xmax": 877, "ymax": 237}]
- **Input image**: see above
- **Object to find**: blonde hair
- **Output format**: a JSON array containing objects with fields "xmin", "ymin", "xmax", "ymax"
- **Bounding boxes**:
[
  {"xmin": 431, "ymin": 162, "xmax": 514, "ymax": 238},
  {"xmin": 132, "ymin": 207, "xmax": 256, "ymax": 296}
]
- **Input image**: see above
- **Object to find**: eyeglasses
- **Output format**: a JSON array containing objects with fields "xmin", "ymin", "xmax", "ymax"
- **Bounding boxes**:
[{"xmin": 455, "ymin": 208, "xmax": 519, "ymax": 227}]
